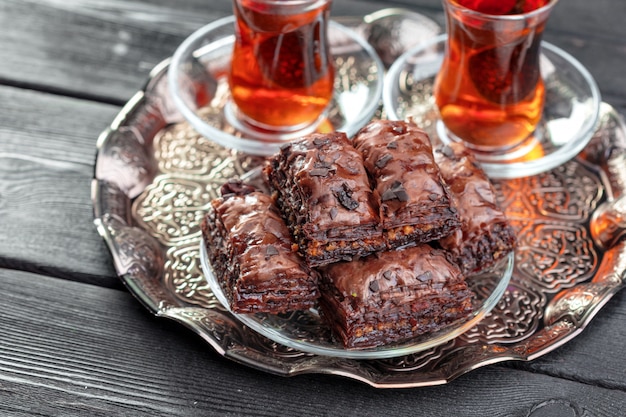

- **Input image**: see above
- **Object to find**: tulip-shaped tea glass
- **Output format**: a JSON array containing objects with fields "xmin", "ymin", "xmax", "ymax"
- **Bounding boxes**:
[
  {"xmin": 227, "ymin": 0, "xmax": 335, "ymax": 137},
  {"xmin": 434, "ymin": 0, "xmax": 559, "ymax": 159}
]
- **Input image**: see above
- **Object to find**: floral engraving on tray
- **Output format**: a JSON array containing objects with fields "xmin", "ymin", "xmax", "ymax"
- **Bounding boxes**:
[
  {"xmin": 164, "ymin": 239, "xmax": 220, "ymax": 309},
  {"xmin": 375, "ymin": 339, "xmax": 456, "ymax": 372},
  {"xmin": 527, "ymin": 163, "xmax": 601, "ymax": 221},
  {"xmin": 461, "ymin": 280, "xmax": 545, "ymax": 343},
  {"xmin": 134, "ymin": 121, "xmax": 266, "ymax": 245},
  {"xmin": 105, "ymin": 217, "xmax": 164, "ymax": 280},
  {"xmin": 496, "ymin": 160, "xmax": 603, "ymax": 222},
  {"xmin": 168, "ymin": 307, "xmax": 246, "ymax": 347},
  {"xmin": 155, "ymin": 124, "xmax": 235, "ymax": 177},
  {"xmin": 99, "ymin": 217, "xmax": 182, "ymax": 310},
  {"xmin": 436, "ymin": 342, "xmax": 512, "ymax": 376},
  {"xmin": 511, "ymin": 320, "xmax": 575, "ymax": 357},
  {"xmin": 514, "ymin": 222, "xmax": 598, "ymax": 292},
  {"xmin": 133, "ymin": 176, "xmax": 219, "ymax": 245},
  {"xmin": 154, "ymin": 109, "xmax": 265, "ymax": 178},
  {"xmin": 544, "ymin": 283, "xmax": 604, "ymax": 327}
]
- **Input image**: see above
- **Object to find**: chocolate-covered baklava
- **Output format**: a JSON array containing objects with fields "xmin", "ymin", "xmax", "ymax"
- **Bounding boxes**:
[
  {"xmin": 201, "ymin": 181, "xmax": 319, "ymax": 314},
  {"xmin": 353, "ymin": 120, "xmax": 460, "ymax": 249},
  {"xmin": 264, "ymin": 132, "xmax": 385, "ymax": 267},
  {"xmin": 434, "ymin": 143, "xmax": 516, "ymax": 274},
  {"xmin": 318, "ymin": 244, "xmax": 474, "ymax": 349}
]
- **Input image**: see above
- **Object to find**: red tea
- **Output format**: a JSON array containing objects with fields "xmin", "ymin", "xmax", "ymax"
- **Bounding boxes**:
[
  {"xmin": 455, "ymin": 0, "xmax": 550, "ymax": 15},
  {"xmin": 434, "ymin": 0, "xmax": 555, "ymax": 151},
  {"xmin": 229, "ymin": 0, "xmax": 334, "ymax": 130}
]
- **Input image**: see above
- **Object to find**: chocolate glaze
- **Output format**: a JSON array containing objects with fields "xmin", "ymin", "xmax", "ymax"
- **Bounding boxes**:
[
  {"xmin": 202, "ymin": 188, "xmax": 318, "ymax": 313},
  {"xmin": 219, "ymin": 179, "xmax": 256, "ymax": 197},
  {"xmin": 434, "ymin": 143, "xmax": 516, "ymax": 274},
  {"xmin": 321, "ymin": 244, "xmax": 467, "ymax": 302},
  {"xmin": 319, "ymin": 244, "xmax": 474, "ymax": 349},
  {"xmin": 353, "ymin": 119, "xmax": 460, "ymax": 246},
  {"xmin": 265, "ymin": 132, "xmax": 385, "ymax": 266}
]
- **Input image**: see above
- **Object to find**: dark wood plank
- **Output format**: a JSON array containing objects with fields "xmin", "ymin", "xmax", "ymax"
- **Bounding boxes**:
[
  {"xmin": 0, "ymin": 85, "xmax": 119, "ymax": 286},
  {"xmin": 1, "ymin": 267, "xmax": 625, "ymax": 416},
  {"xmin": 0, "ymin": 0, "xmax": 231, "ymax": 103}
]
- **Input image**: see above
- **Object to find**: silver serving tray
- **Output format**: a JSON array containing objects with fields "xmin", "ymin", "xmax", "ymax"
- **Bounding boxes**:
[{"xmin": 91, "ymin": 13, "xmax": 626, "ymax": 388}]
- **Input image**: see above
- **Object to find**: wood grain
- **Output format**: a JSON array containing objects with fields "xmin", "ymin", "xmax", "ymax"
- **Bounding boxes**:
[
  {"xmin": 0, "ymin": 85, "xmax": 119, "ymax": 286},
  {"xmin": 1, "ymin": 268, "xmax": 625, "ymax": 417}
]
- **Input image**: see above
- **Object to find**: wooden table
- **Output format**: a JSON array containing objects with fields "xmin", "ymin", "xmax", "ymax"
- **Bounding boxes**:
[{"xmin": 2, "ymin": 0, "xmax": 626, "ymax": 415}]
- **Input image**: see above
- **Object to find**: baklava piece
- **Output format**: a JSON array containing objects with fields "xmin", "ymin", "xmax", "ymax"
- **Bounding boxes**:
[
  {"xmin": 434, "ymin": 143, "xmax": 516, "ymax": 274},
  {"xmin": 318, "ymin": 244, "xmax": 474, "ymax": 349},
  {"xmin": 353, "ymin": 120, "xmax": 460, "ymax": 249},
  {"xmin": 264, "ymin": 132, "xmax": 385, "ymax": 267},
  {"xmin": 201, "ymin": 181, "xmax": 319, "ymax": 314}
]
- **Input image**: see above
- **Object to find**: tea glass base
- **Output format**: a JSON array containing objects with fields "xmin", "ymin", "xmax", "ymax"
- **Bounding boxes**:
[
  {"xmin": 436, "ymin": 121, "xmax": 543, "ymax": 163},
  {"xmin": 223, "ymin": 100, "xmax": 328, "ymax": 142}
]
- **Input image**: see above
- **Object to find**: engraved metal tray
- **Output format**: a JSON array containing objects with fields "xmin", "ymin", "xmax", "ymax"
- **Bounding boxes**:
[{"xmin": 91, "ymin": 14, "xmax": 626, "ymax": 388}]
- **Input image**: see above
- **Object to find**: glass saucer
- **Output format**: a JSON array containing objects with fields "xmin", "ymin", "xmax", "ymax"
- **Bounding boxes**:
[
  {"xmin": 200, "ymin": 240, "xmax": 514, "ymax": 359},
  {"xmin": 168, "ymin": 16, "xmax": 384, "ymax": 156},
  {"xmin": 383, "ymin": 35, "xmax": 601, "ymax": 179}
]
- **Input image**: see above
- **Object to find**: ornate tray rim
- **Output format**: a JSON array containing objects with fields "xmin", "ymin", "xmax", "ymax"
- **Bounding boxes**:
[{"xmin": 91, "ymin": 13, "xmax": 626, "ymax": 388}]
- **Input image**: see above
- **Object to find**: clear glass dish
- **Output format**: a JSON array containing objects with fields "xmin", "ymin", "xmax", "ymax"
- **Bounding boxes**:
[
  {"xmin": 167, "ymin": 16, "xmax": 384, "ymax": 156},
  {"xmin": 383, "ymin": 35, "xmax": 601, "ymax": 179},
  {"xmin": 200, "ymin": 240, "xmax": 514, "ymax": 359}
]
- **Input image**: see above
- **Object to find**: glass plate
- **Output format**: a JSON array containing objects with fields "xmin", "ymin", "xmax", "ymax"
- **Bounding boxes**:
[
  {"xmin": 168, "ymin": 16, "xmax": 384, "ymax": 156},
  {"xmin": 200, "ymin": 239, "xmax": 514, "ymax": 359},
  {"xmin": 383, "ymin": 35, "xmax": 601, "ymax": 179}
]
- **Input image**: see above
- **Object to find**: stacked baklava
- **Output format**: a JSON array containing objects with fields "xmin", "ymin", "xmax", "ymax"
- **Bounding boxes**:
[{"xmin": 201, "ymin": 120, "xmax": 516, "ymax": 349}]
